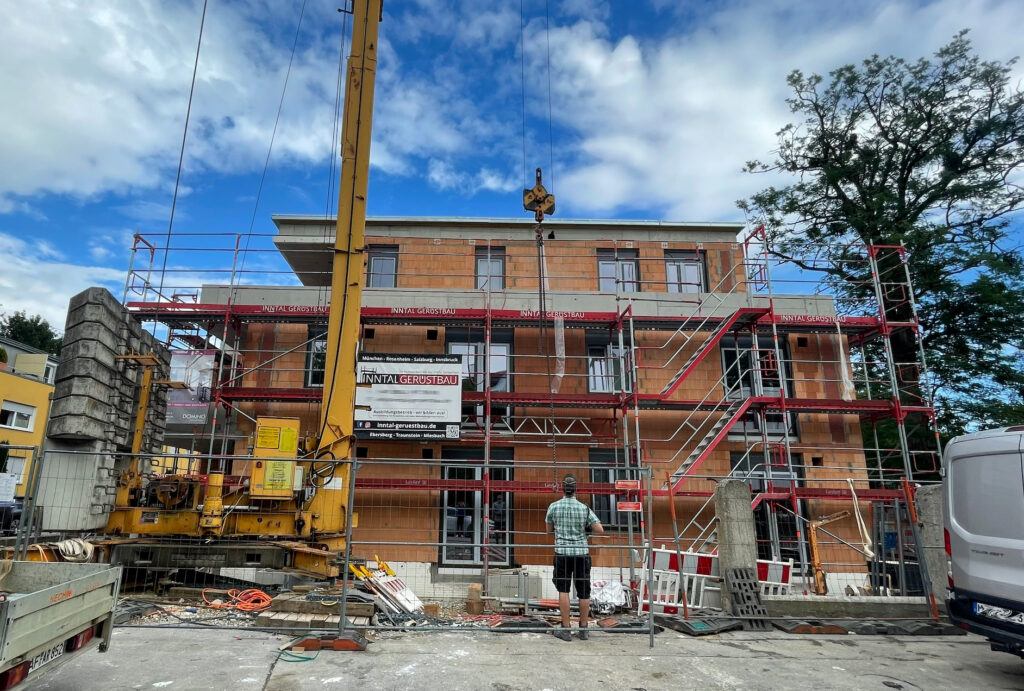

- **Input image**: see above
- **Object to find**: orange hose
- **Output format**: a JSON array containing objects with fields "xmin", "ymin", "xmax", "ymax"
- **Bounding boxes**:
[{"xmin": 201, "ymin": 588, "xmax": 273, "ymax": 612}]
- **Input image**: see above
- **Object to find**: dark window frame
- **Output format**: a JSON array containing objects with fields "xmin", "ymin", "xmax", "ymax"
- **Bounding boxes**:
[
  {"xmin": 305, "ymin": 327, "xmax": 328, "ymax": 388},
  {"xmin": 475, "ymin": 246, "xmax": 505, "ymax": 291},
  {"xmin": 664, "ymin": 249, "xmax": 707, "ymax": 293},
  {"xmin": 589, "ymin": 448, "xmax": 638, "ymax": 530},
  {"xmin": 597, "ymin": 248, "xmax": 640, "ymax": 292},
  {"xmin": 366, "ymin": 245, "xmax": 399, "ymax": 288}
]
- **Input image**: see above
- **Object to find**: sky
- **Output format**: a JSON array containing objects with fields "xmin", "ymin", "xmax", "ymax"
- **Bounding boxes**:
[{"xmin": 0, "ymin": 0, "xmax": 1022, "ymax": 327}]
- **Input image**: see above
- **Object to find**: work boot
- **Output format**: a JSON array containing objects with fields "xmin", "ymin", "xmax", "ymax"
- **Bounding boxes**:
[
  {"xmin": 551, "ymin": 629, "xmax": 572, "ymax": 641},
  {"xmin": 575, "ymin": 627, "xmax": 589, "ymax": 640}
]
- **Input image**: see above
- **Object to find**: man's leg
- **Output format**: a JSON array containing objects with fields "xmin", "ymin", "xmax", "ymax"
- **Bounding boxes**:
[
  {"xmin": 551, "ymin": 556, "xmax": 572, "ymax": 641},
  {"xmin": 576, "ymin": 556, "xmax": 592, "ymax": 639},
  {"xmin": 559, "ymin": 591, "xmax": 572, "ymax": 629}
]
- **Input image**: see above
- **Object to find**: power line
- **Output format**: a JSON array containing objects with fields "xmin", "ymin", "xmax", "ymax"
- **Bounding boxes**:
[
  {"xmin": 543, "ymin": 0, "xmax": 555, "ymax": 193},
  {"xmin": 156, "ymin": 0, "xmax": 208, "ymax": 304},
  {"xmin": 239, "ymin": 0, "xmax": 310, "ymax": 272},
  {"xmin": 519, "ymin": 0, "xmax": 528, "ymax": 190}
]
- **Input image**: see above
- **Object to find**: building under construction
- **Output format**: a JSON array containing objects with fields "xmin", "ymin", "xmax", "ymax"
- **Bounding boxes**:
[{"xmin": 109, "ymin": 214, "xmax": 939, "ymax": 601}]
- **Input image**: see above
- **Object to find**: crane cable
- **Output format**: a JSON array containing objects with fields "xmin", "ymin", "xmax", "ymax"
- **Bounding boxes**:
[
  {"xmin": 155, "ymin": 0, "xmax": 208, "ymax": 314},
  {"xmin": 237, "ymin": 0, "xmax": 310, "ymax": 278}
]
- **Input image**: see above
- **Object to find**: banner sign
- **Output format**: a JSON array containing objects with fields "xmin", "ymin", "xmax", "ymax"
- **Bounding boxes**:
[
  {"xmin": 166, "ymin": 350, "xmax": 215, "ymax": 425},
  {"xmin": 354, "ymin": 353, "xmax": 462, "ymax": 441}
]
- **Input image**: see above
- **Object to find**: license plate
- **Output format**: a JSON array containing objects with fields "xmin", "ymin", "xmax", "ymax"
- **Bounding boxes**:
[{"xmin": 28, "ymin": 642, "xmax": 65, "ymax": 673}]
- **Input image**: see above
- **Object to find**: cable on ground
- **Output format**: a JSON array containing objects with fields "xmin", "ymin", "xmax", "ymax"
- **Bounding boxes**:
[{"xmin": 202, "ymin": 588, "xmax": 273, "ymax": 612}]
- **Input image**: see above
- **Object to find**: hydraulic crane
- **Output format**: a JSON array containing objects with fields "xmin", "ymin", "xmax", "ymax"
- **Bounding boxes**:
[{"xmin": 15, "ymin": 2, "xmax": 385, "ymax": 579}]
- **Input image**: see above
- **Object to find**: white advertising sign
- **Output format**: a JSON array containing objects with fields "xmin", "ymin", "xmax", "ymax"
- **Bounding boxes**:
[
  {"xmin": 355, "ymin": 353, "xmax": 462, "ymax": 441},
  {"xmin": 166, "ymin": 350, "xmax": 215, "ymax": 425}
]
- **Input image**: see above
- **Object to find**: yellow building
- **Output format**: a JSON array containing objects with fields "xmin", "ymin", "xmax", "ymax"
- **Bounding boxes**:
[{"xmin": 0, "ymin": 365, "xmax": 53, "ymax": 496}]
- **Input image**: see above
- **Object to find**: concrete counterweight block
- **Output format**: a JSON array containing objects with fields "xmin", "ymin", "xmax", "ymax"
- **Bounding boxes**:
[{"xmin": 37, "ymin": 287, "xmax": 171, "ymax": 532}]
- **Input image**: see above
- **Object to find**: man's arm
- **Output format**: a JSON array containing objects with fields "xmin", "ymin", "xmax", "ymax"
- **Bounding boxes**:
[{"xmin": 587, "ymin": 507, "xmax": 604, "ymax": 535}]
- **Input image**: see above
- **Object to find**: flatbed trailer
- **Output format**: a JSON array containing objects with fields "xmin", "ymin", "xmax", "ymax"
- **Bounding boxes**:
[{"xmin": 0, "ymin": 562, "xmax": 121, "ymax": 689}]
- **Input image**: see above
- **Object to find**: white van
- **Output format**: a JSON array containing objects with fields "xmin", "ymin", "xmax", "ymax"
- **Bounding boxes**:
[{"xmin": 944, "ymin": 427, "xmax": 1024, "ymax": 659}]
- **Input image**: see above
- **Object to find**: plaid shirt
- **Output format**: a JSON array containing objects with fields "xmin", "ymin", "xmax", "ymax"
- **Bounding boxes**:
[{"xmin": 545, "ymin": 496, "xmax": 600, "ymax": 556}]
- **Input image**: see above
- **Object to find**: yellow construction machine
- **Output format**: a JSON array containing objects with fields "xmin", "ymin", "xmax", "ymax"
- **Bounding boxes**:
[{"xmin": 18, "ymin": 1, "xmax": 382, "ymax": 579}]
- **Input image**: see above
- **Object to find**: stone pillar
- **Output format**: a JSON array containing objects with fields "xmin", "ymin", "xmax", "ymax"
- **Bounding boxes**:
[
  {"xmin": 914, "ymin": 484, "xmax": 947, "ymax": 608},
  {"xmin": 714, "ymin": 479, "xmax": 757, "ymax": 612}
]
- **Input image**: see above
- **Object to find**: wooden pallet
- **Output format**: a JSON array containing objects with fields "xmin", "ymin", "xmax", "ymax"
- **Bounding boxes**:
[{"xmin": 256, "ymin": 611, "xmax": 371, "ymax": 629}]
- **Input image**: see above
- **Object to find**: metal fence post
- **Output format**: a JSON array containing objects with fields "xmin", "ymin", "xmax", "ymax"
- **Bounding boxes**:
[
  {"xmin": 16, "ymin": 447, "xmax": 43, "ymax": 561},
  {"xmin": 339, "ymin": 459, "xmax": 359, "ymax": 634}
]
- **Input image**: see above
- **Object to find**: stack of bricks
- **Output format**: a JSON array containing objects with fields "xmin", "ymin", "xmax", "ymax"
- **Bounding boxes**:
[{"xmin": 37, "ymin": 287, "xmax": 170, "ymax": 531}]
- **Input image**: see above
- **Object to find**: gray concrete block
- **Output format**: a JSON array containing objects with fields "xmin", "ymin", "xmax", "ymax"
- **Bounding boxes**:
[
  {"xmin": 59, "ymin": 332, "xmax": 121, "ymax": 368},
  {"xmin": 915, "ymin": 484, "xmax": 947, "ymax": 605},
  {"xmin": 715, "ymin": 480, "xmax": 758, "ymax": 614}
]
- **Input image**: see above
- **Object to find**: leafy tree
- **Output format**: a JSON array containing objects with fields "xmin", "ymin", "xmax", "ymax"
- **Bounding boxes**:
[
  {"xmin": 0, "ymin": 311, "xmax": 63, "ymax": 355},
  {"xmin": 739, "ymin": 31, "xmax": 1024, "ymax": 441}
]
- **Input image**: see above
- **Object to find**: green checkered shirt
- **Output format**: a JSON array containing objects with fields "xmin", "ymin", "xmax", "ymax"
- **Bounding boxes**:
[{"xmin": 545, "ymin": 496, "xmax": 600, "ymax": 556}]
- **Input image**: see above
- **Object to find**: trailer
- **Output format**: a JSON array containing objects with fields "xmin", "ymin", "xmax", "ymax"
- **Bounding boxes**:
[{"xmin": 0, "ymin": 562, "xmax": 120, "ymax": 689}]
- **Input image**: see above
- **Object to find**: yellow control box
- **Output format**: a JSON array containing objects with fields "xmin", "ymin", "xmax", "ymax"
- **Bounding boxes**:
[{"xmin": 251, "ymin": 417, "xmax": 301, "ymax": 499}]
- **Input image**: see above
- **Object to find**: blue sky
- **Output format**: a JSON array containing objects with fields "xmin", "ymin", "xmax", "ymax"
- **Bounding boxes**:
[{"xmin": 0, "ymin": 0, "xmax": 1022, "ymax": 326}]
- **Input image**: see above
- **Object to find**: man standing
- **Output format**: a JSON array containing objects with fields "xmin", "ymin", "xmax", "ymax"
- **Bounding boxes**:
[{"xmin": 545, "ymin": 474, "xmax": 604, "ymax": 641}]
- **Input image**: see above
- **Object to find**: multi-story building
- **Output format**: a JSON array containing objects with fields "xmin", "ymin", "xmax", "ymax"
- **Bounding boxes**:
[
  {"xmin": 0, "ymin": 336, "xmax": 56, "ymax": 496},
  {"xmin": 129, "ymin": 216, "xmax": 934, "ymax": 592}
]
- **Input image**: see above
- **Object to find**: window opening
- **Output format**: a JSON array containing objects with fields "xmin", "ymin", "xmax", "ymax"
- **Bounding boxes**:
[
  {"xmin": 0, "ymin": 401, "xmax": 35, "ymax": 431},
  {"xmin": 597, "ymin": 249, "xmax": 639, "ymax": 292},
  {"xmin": 475, "ymin": 247, "xmax": 505, "ymax": 291},
  {"xmin": 366, "ymin": 245, "xmax": 398, "ymax": 288},
  {"xmin": 305, "ymin": 328, "xmax": 327, "ymax": 388},
  {"xmin": 664, "ymin": 250, "xmax": 706, "ymax": 293}
]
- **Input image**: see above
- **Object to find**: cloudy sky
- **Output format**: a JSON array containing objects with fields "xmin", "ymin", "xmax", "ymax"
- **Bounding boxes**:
[{"xmin": 0, "ymin": 0, "xmax": 1022, "ymax": 326}]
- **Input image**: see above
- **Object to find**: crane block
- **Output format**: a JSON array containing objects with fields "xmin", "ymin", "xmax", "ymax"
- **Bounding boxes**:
[{"xmin": 523, "ymin": 167, "xmax": 556, "ymax": 220}]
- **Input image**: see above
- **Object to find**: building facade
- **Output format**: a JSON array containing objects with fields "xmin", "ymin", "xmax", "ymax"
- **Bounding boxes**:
[
  {"xmin": 124, "ymin": 215, "xmax": 935, "ymax": 596},
  {"xmin": 0, "ymin": 336, "xmax": 55, "ymax": 496}
]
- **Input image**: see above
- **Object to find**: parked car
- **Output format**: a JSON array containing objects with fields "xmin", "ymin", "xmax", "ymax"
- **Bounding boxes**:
[{"xmin": 944, "ymin": 427, "xmax": 1024, "ymax": 659}]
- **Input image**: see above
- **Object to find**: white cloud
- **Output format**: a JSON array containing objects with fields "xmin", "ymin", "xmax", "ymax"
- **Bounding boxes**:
[
  {"xmin": 427, "ymin": 159, "xmax": 518, "ymax": 194},
  {"xmin": 1, "ymin": 0, "xmax": 1021, "ymax": 226},
  {"xmin": 0, "ymin": 1, "xmax": 521, "ymax": 211},
  {"xmin": 0, "ymin": 233, "xmax": 124, "ymax": 328},
  {"xmin": 530, "ymin": 0, "xmax": 1024, "ymax": 221}
]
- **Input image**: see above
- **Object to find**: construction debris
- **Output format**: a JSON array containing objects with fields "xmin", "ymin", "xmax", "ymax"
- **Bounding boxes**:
[
  {"xmin": 725, "ymin": 567, "xmax": 772, "ymax": 632},
  {"xmin": 654, "ymin": 614, "xmax": 743, "ymax": 636},
  {"xmin": 348, "ymin": 558, "xmax": 424, "ymax": 614}
]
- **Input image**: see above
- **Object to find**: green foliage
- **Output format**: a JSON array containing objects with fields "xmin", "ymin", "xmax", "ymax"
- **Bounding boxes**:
[
  {"xmin": 739, "ymin": 31, "xmax": 1024, "ymax": 437},
  {"xmin": 0, "ymin": 310, "xmax": 63, "ymax": 356},
  {"xmin": 0, "ymin": 348, "xmax": 7, "ymax": 364}
]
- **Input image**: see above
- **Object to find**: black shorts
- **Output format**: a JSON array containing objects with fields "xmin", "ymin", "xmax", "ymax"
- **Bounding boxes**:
[{"xmin": 553, "ymin": 555, "xmax": 591, "ymax": 598}]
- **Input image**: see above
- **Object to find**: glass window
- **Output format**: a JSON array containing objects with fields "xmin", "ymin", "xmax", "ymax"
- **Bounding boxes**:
[
  {"xmin": 43, "ymin": 364, "xmax": 56, "ymax": 384},
  {"xmin": 448, "ymin": 338, "xmax": 511, "ymax": 429},
  {"xmin": 588, "ymin": 345, "xmax": 631, "ymax": 393},
  {"xmin": 589, "ymin": 449, "xmax": 635, "ymax": 529},
  {"xmin": 665, "ymin": 250, "xmax": 705, "ymax": 293},
  {"xmin": 0, "ymin": 401, "xmax": 35, "ymax": 431},
  {"xmin": 597, "ymin": 249, "xmax": 639, "ymax": 292},
  {"xmin": 305, "ymin": 328, "xmax": 327, "ymax": 388},
  {"xmin": 366, "ymin": 245, "xmax": 398, "ymax": 288},
  {"xmin": 721, "ymin": 336, "xmax": 796, "ymax": 439},
  {"xmin": 475, "ymin": 247, "xmax": 505, "ymax": 291}
]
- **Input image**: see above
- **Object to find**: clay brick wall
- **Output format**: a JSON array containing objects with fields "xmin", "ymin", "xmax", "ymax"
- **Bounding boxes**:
[{"xmin": 227, "ymin": 235, "xmax": 871, "ymax": 571}]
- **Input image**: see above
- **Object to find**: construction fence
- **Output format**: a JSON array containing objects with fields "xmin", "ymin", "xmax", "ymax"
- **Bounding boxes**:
[{"xmin": 0, "ymin": 444, "xmax": 943, "ymax": 644}]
